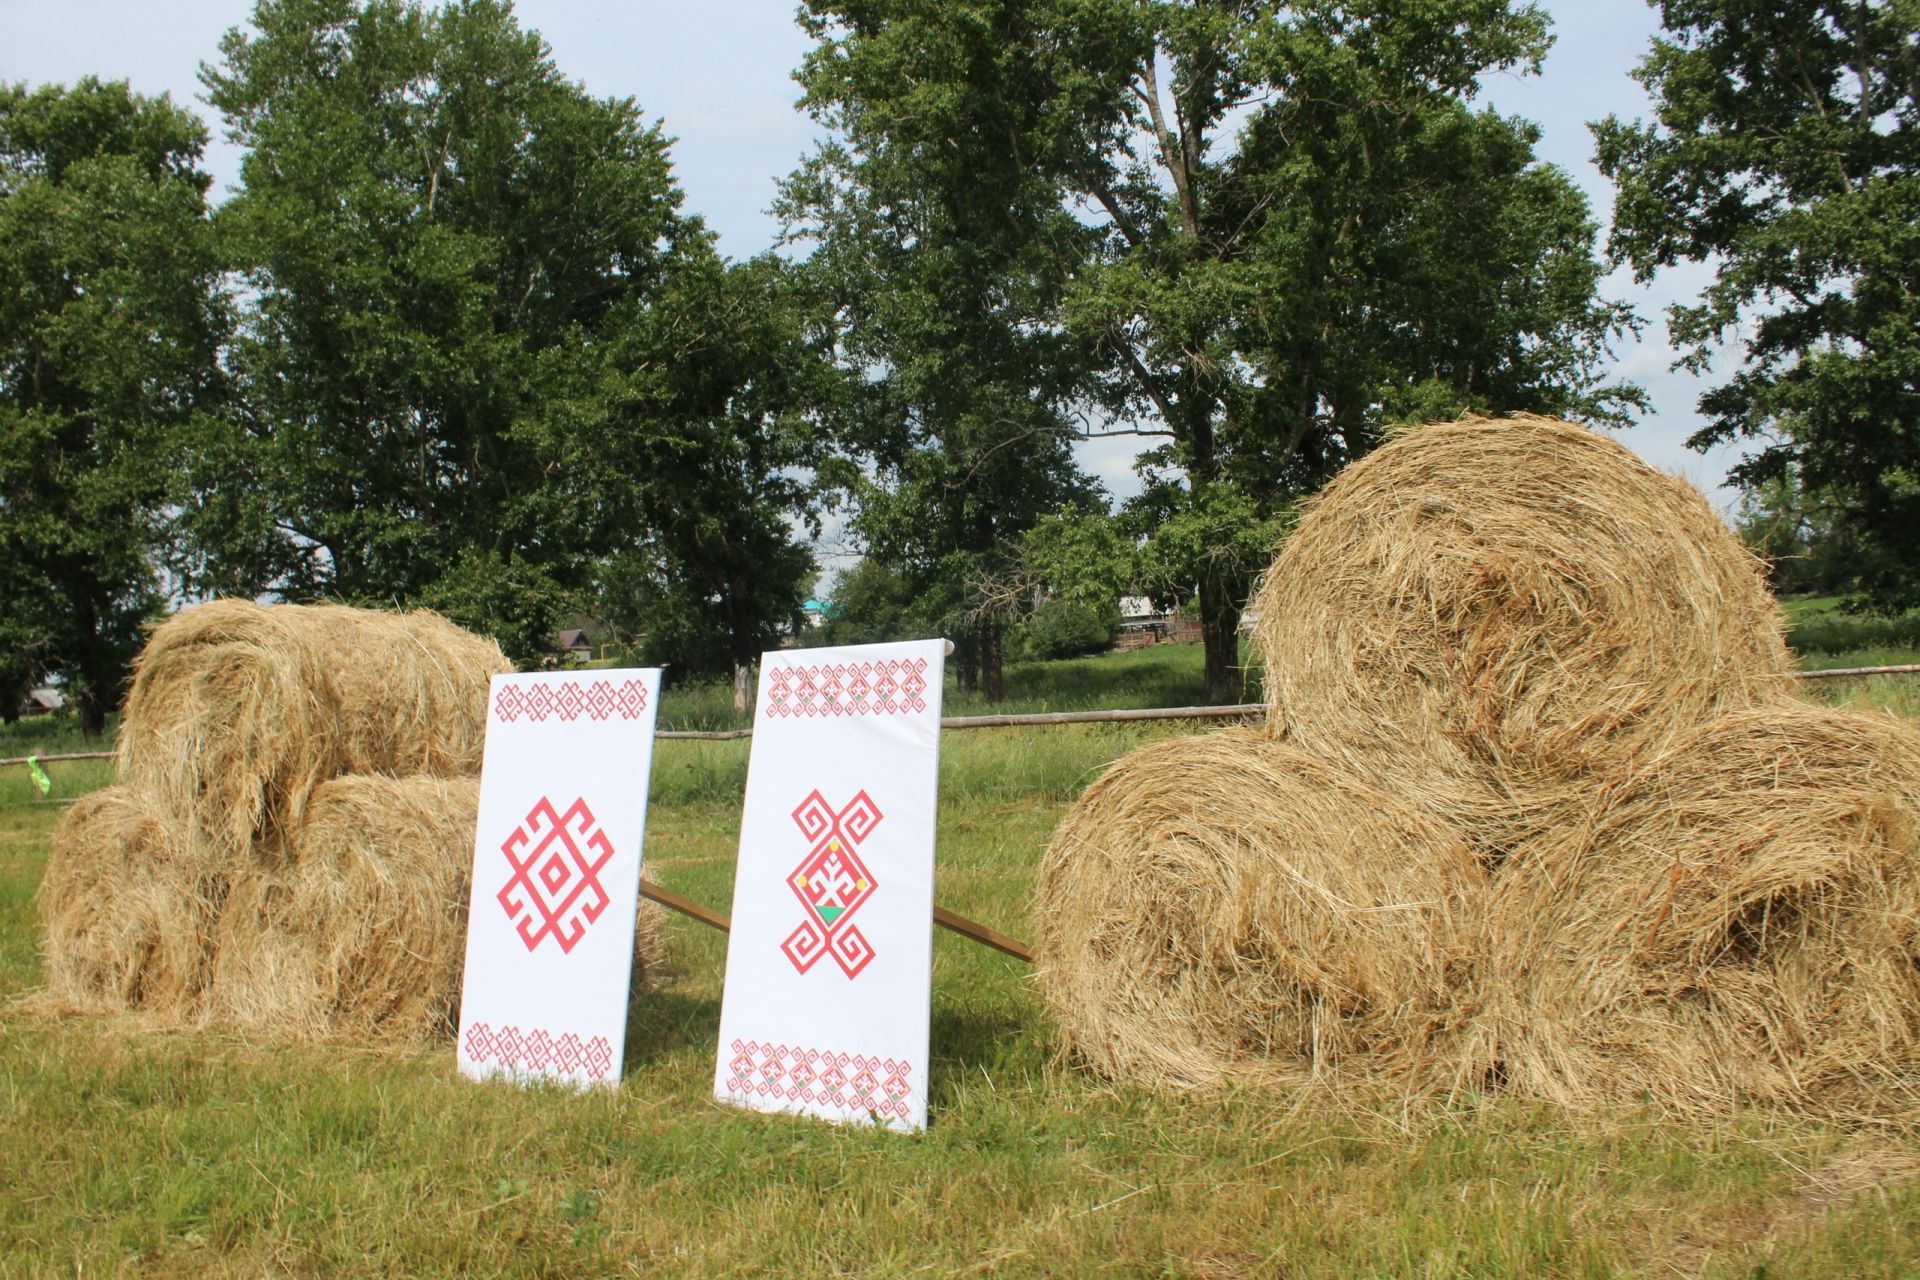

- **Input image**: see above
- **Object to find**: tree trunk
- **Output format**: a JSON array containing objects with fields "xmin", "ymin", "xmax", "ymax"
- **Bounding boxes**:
[
  {"xmin": 76, "ymin": 690, "xmax": 108, "ymax": 739},
  {"xmin": 731, "ymin": 660, "xmax": 752, "ymax": 717},
  {"xmin": 1198, "ymin": 576, "xmax": 1240, "ymax": 705},
  {"xmin": 954, "ymin": 632, "xmax": 978, "ymax": 693},
  {"xmin": 981, "ymin": 625, "xmax": 1005, "ymax": 703}
]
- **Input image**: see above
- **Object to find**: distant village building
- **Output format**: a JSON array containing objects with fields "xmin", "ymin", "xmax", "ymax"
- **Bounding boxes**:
[
  {"xmin": 1113, "ymin": 596, "xmax": 1200, "ymax": 649},
  {"xmin": 800, "ymin": 598, "xmax": 838, "ymax": 629},
  {"xmin": 18, "ymin": 686, "xmax": 64, "ymax": 717},
  {"xmin": 550, "ymin": 628, "xmax": 595, "ymax": 665}
]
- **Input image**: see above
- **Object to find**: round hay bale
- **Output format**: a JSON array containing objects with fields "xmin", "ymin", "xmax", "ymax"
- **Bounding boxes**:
[
  {"xmin": 118, "ymin": 600, "xmax": 511, "ymax": 867},
  {"xmin": 207, "ymin": 775, "xmax": 664, "ymax": 1045},
  {"xmin": 209, "ymin": 775, "xmax": 478, "ymax": 1044},
  {"xmin": 1033, "ymin": 727, "xmax": 1488, "ymax": 1093},
  {"xmin": 1251, "ymin": 415, "xmax": 1792, "ymax": 858},
  {"xmin": 1483, "ymin": 699, "xmax": 1920, "ymax": 1113},
  {"xmin": 37, "ymin": 786, "xmax": 219, "ymax": 1017}
]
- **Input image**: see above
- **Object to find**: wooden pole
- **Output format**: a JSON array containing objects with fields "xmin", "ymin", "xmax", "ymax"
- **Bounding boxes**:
[
  {"xmin": 640, "ymin": 878, "xmax": 732, "ymax": 933},
  {"xmin": 0, "ymin": 750, "xmax": 116, "ymax": 767},
  {"xmin": 640, "ymin": 877, "xmax": 1033, "ymax": 963},
  {"xmin": 932, "ymin": 904, "xmax": 1034, "ymax": 962},
  {"xmin": 9, "ymin": 664, "xmax": 1919, "ymax": 770}
]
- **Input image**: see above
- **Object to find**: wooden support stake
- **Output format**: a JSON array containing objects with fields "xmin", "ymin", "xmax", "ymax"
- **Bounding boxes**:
[
  {"xmin": 640, "ymin": 877, "xmax": 1033, "ymax": 963},
  {"xmin": 641, "ymin": 877, "xmax": 731, "ymax": 933},
  {"xmin": 932, "ymin": 904, "xmax": 1034, "ymax": 962}
]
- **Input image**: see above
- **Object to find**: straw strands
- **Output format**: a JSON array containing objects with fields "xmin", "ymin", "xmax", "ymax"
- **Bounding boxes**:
[
  {"xmin": 37, "ymin": 786, "xmax": 218, "ymax": 1016},
  {"xmin": 1252, "ymin": 415, "xmax": 1792, "ymax": 859},
  {"xmin": 1040, "ymin": 414, "xmax": 1920, "ymax": 1114},
  {"xmin": 38, "ymin": 601, "xmax": 539, "ymax": 1048},
  {"xmin": 117, "ymin": 600, "xmax": 510, "ymax": 866},
  {"xmin": 209, "ymin": 777, "xmax": 482, "ymax": 1044},
  {"xmin": 1485, "ymin": 699, "xmax": 1920, "ymax": 1113},
  {"xmin": 1034, "ymin": 728, "xmax": 1486, "ymax": 1092}
]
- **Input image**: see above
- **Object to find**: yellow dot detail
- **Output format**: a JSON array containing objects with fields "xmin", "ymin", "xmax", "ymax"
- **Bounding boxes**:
[
  {"xmin": 856, "ymin": 878, "xmax": 868, "ymax": 891},
  {"xmin": 795, "ymin": 873, "xmax": 809, "ymax": 887}
]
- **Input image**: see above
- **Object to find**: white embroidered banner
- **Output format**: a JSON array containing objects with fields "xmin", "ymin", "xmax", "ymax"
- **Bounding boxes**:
[
  {"xmin": 457, "ymin": 669, "xmax": 662, "ymax": 1088},
  {"xmin": 713, "ymin": 639, "xmax": 946, "ymax": 1131}
]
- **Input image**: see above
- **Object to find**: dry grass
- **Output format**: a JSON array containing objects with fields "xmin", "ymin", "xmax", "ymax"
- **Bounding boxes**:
[
  {"xmin": 208, "ymin": 776, "xmax": 482, "ymax": 1046},
  {"xmin": 206, "ymin": 774, "xmax": 667, "ymax": 1047},
  {"xmin": 41, "ymin": 602, "xmax": 528, "ymax": 1047},
  {"xmin": 36, "ymin": 785, "xmax": 221, "ymax": 1018},
  {"xmin": 1483, "ymin": 697, "xmax": 1920, "ymax": 1115},
  {"xmin": 1045, "ymin": 416, "xmax": 1920, "ymax": 1117},
  {"xmin": 1033, "ymin": 727, "xmax": 1487, "ymax": 1094},
  {"xmin": 117, "ymin": 600, "xmax": 510, "ymax": 867},
  {"xmin": 1252, "ymin": 415, "xmax": 1792, "ymax": 861}
]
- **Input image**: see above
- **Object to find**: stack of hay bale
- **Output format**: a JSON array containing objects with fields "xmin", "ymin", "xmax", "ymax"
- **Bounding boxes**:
[
  {"xmin": 1035, "ymin": 415, "xmax": 1920, "ymax": 1113},
  {"xmin": 40, "ymin": 601, "xmax": 516, "ymax": 1045}
]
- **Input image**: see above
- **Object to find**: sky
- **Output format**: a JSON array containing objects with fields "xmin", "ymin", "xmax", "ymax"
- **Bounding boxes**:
[{"xmin": 0, "ymin": 1, "xmax": 1757, "ymax": 520}]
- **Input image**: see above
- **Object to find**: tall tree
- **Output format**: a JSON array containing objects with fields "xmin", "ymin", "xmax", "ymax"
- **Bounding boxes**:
[
  {"xmin": 797, "ymin": 0, "xmax": 1640, "ymax": 701},
  {"xmin": 781, "ymin": 52, "xmax": 1104, "ymax": 701},
  {"xmin": 201, "ymin": 0, "xmax": 821, "ymax": 663},
  {"xmin": 1597, "ymin": 0, "xmax": 1920, "ymax": 607},
  {"xmin": 0, "ymin": 79, "xmax": 226, "ymax": 735},
  {"xmin": 593, "ymin": 252, "xmax": 834, "ymax": 708}
]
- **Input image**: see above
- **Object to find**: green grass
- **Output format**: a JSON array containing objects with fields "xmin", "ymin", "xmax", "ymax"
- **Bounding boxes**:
[
  {"xmin": 653, "ymin": 641, "xmax": 1258, "ymax": 733},
  {"xmin": 7, "ymin": 645, "xmax": 1920, "ymax": 1274},
  {"xmin": 1780, "ymin": 593, "xmax": 1920, "ymax": 658}
]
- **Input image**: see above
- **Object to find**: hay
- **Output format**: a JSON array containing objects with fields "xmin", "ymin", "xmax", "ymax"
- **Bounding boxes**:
[
  {"xmin": 208, "ymin": 775, "xmax": 664, "ymax": 1045},
  {"xmin": 117, "ymin": 599, "xmax": 511, "ymax": 867},
  {"xmin": 209, "ymin": 775, "xmax": 477, "ymax": 1043},
  {"xmin": 1483, "ymin": 698, "xmax": 1920, "ymax": 1113},
  {"xmin": 1251, "ymin": 415, "xmax": 1792, "ymax": 858},
  {"xmin": 1033, "ymin": 727, "xmax": 1487, "ymax": 1093},
  {"xmin": 37, "ymin": 786, "xmax": 220, "ymax": 1016}
]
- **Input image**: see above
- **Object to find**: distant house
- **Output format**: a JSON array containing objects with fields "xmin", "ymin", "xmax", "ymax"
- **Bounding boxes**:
[
  {"xmin": 800, "ymin": 598, "xmax": 839, "ymax": 629},
  {"xmin": 1114, "ymin": 596, "xmax": 1190, "ymax": 650},
  {"xmin": 18, "ymin": 687, "xmax": 64, "ymax": 716},
  {"xmin": 551, "ymin": 629, "xmax": 595, "ymax": 664}
]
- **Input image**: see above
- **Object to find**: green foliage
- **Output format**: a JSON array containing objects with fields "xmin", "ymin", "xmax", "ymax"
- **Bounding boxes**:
[
  {"xmin": 198, "ymin": 0, "xmax": 822, "ymax": 666},
  {"xmin": 592, "ymin": 254, "xmax": 833, "ymax": 679},
  {"xmin": 1007, "ymin": 596, "xmax": 1115, "ymax": 661},
  {"xmin": 1021, "ymin": 505, "xmax": 1135, "ymax": 616},
  {"xmin": 1597, "ymin": 0, "xmax": 1920, "ymax": 607},
  {"xmin": 0, "ymin": 79, "xmax": 225, "ymax": 735},
  {"xmin": 794, "ymin": 0, "xmax": 1642, "ymax": 701},
  {"xmin": 1734, "ymin": 464, "xmax": 1858, "ymax": 597},
  {"xmin": 783, "ymin": 10, "xmax": 1106, "ymax": 699},
  {"xmin": 810, "ymin": 559, "xmax": 929, "ymax": 647}
]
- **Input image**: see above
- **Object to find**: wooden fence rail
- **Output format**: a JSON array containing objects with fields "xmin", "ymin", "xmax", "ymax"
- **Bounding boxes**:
[
  {"xmin": 8, "ymin": 662, "xmax": 1916, "ymax": 964},
  {"xmin": 0, "ymin": 661, "xmax": 1910, "ymax": 768}
]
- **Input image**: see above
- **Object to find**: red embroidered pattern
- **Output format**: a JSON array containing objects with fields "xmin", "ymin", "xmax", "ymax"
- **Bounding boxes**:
[
  {"xmin": 724, "ymin": 1038, "xmax": 913, "ymax": 1121},
  {"xmin": 781, "ymin": 790, "xmax": 882, "ymax": 979},
  {"xmin": 463, "ymin": 1022, "xmax": 615, "ymax": 1080},
  {"xmin": 494, "ymin": 678, "xmax": 648, "ymax": 723},
  {"xmin": 497, "ymin": 796, "xmax": 614, "ymax": 954},
  {"xmin": 763, "ymin": 659, "xmax": 929, "ymax": 718}
]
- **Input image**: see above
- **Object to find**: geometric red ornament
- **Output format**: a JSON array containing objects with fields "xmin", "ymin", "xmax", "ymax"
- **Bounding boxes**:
[
  {"xmin": 780, "ymin": 789, "xmax": 882, "ymax": 978},
  {"xmin": 496, "ymin": 795, "xmax": 614, "ymax": 954}
]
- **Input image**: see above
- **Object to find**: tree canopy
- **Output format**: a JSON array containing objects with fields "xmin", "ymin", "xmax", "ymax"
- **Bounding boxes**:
[
  {"xmin": 198, "ymin": 0, "xmax": 822, "ymax": 665},
  {"xmin": 1598, "ymin": 0, "xmax": 1920, "ymax": 606},
  {"xmin": 794, "ymin": 0, "xmax": 1642, "ymax": 700},
  {"xmin": 0, "ymin": 78, "xmax": 225, "ymax": 734}
]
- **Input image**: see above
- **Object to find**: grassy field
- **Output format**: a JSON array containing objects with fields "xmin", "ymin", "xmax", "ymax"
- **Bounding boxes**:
[{"xmin": 6, "ymin": 643, "xmax": 1920, "ymax": 1275}]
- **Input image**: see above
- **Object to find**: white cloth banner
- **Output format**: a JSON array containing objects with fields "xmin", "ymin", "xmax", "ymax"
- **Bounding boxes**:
[
  {"xmin": 713, "ymin": 639, "xmax": 946, "ymax": 1131},
  {"xmin": 457, "ymin": 669, "xmax": 662, "ymax": 1088}
]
